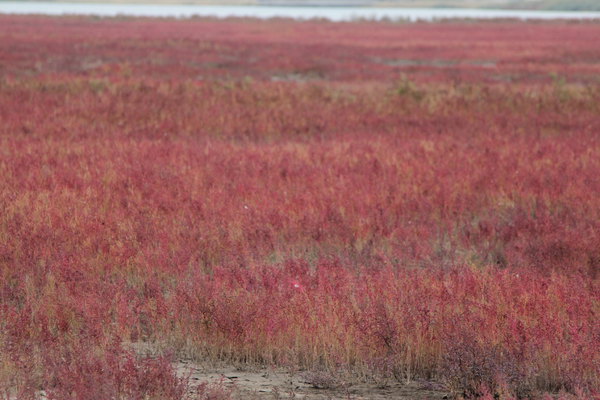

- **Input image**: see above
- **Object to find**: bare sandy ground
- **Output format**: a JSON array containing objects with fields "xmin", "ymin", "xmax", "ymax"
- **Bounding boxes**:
[
  {"xmin": 176, "ymin": 360, "xmax": 449, "ymax": 399},
  {"xmin": 129, "ymin": 342, "xmax": 449, "ymax": 399}
]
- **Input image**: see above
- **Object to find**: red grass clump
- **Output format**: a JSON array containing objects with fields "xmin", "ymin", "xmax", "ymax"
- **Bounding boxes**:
[{"xmin": 0, "ymin": 14, "xmax": 599, "ymax": 399}]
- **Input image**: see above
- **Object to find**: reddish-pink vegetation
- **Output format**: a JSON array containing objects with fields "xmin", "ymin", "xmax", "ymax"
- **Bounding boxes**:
[
  {"xmin": 0, "ymin": 15, "xmax": 599, "ymax": 399},
  {"xmin": 1, "ymin": 15, "xmax": 600, "ymax": 84}
]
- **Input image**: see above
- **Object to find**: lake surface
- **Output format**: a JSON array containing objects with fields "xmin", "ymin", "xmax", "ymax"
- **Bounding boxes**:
[{"xmin": 1, "ymin": 2, "xmax": 600, "ymax": 21}]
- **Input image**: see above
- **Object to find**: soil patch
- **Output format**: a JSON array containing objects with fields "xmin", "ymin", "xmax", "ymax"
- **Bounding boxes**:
[{"xmin": 176, "ymin": 360, "xmax": 449, "ymax": 399}]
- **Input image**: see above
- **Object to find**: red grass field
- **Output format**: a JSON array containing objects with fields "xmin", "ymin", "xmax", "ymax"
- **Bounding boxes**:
[{"xmin": 0, "ymin": 15, "xmax": 599, "ymax": 399}]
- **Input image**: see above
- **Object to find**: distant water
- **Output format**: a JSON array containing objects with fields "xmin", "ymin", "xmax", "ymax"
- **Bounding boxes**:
[{"xmin": 1, "ymin": 2, "xmax": 600, "ymax": 21}]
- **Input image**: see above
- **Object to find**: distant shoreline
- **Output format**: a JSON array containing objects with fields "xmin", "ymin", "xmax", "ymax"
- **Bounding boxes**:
[
  {"xmin": 4, "ymin": 1, "xmax": 600, "ymax": 12},
  {"xmin": 3, "ymin": 2, "xmax": 600, "ymax": 22}
]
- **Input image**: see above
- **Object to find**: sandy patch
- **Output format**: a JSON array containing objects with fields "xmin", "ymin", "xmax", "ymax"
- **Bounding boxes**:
[
  {"xmin": 176, "ymin": 360, "xmax": 449, "ymax": 399},
  {"xmin": 129, "ymin": 341, "xmax": 449, "ymax": 399}
]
